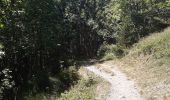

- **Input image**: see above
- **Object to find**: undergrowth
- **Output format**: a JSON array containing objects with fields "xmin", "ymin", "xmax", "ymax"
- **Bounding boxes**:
[
  {"xmin": 97, "ymin": 43, "xmax": 125, "ymax": 61},
  {"xmin": 24, "ymin": 67, "xmax": 109, "ymax": 100},
  {"xmin": 57, "ymin": 68, "xmax": 106, "ymax": 100},
  {"xmin": 23, "ymin": 66, "xmax": 79, "ymax": 100}
]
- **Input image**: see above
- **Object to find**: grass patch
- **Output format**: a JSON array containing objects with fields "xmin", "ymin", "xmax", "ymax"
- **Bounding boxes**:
[
  {"xmin": 57, "ymin": 68, "xmax": 110, "ymax": 100},
  {"xmin": 58, "ymin": 78, "xmax": 97, "ymax": 100},
  {"xmin": 132, "ymin": 27, "xmax": 170, "ymax": 57},
  {"xmin": 113, "ymin": 27, "xmax": 170, "ymax": 99}
]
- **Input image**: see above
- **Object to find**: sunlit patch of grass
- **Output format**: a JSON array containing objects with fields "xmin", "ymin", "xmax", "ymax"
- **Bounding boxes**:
[
  {"xmin": 113, "ymin": 27, "xmax": 170, "ymax": 99},
  {"xmin": 57, "ymin": 68, "xmax": 110, "ymax": 100},
  {"xmin": 131, "ymin": 27, "xmax": 170, "ymax": 56},
  {"xmin": 0, "ymin": 43, "xmax": 3, "ymax": 49},
  {"xmin": 102, "ymin": 53, "xmax": 116, "ymax": 61},
  {"xmin": 58, "ymin": 78, "xmax": 97, "ymax": 100}
]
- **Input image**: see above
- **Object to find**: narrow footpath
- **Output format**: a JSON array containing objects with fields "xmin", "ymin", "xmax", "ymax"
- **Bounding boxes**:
[{"xmin": 85, "ymin": 63, "xmax": 143, "ymax": 100}]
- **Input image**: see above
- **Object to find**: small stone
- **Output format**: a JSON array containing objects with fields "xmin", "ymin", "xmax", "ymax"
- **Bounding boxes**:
[
  {"xmin": 122, "ymin": 96, "xmax": 126, "ymax": 98},
  {"xmin": 111, "ymin": 73, "xmax": 115, "ymax": 76}
]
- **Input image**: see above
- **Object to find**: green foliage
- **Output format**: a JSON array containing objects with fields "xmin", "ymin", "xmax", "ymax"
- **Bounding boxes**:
[
  {"xmin": 55, "ymin": 66, "xmax": 79, "ymax": 93},
  {"xmin": 0, "ymin": 68, "xmax": 14, "ymax": 100},
  {"xmin": 23, "ymin": 66, "xmax": 79, "ymax": 100},
  {"xmin": 58, "ymin": 72, "xmax": 98, "ymax": 100},
  {"xmin": 102, "ymin": 53, "xmax": 116, "ymax": 61},
  {"xmin": 99, "ymin": 0, "xmax": 170, "ymax": 47},
  {"xmin": 0, "ymin": 0, "xmax": 107, "ymax": 98},
  {"xmin": 0, "ymin": 0, "xmax": 169, "ymax": 99},
  {"xmin": 0, "ymin": 44, "xmax": 3, "ymax": 49},
  {"xmin": 58, "ymin": 79, "xmax": 96, "ymax": 100},
  {"xmin": 97, "ymin": 43, "xmax": 124, "ymax": 60}
]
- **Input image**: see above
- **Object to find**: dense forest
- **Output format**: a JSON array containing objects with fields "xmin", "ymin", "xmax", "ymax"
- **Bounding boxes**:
[{"xmin": 0, "ymin": 0, "xmax": 169, "ymax": 99}]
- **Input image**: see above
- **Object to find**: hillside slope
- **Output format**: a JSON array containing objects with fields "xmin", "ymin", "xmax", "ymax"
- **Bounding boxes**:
[{"xmin": 113, "ymin": 27, "xmax": 170, "ymax": 99}]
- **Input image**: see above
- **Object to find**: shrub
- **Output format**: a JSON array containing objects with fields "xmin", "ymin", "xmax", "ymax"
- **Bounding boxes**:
[
  {"xmin": 97, "ymin": 43, "xmax": 124, "ymax": 60},
  {"xmin": 53, "ymin": 66, "xmax": 79, "ymax": 93},
  {"xmin": 58, "ymin": 71, "xmax": 98, "ymax": 100},
  {"xmin": 23, "ymin": 66, "xmax": 79, "ymax": 100}
]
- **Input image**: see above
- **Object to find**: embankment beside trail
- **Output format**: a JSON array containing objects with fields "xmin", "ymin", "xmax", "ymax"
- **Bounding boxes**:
[{"xmin": 113, "ymin": 27, "xmax": 170, "ymax": 99}]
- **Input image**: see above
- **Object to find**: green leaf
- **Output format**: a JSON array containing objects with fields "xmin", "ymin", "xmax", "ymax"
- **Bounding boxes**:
[{"xmin": 0, "ymin": 23, "xmax": 4, "ymax": 29}]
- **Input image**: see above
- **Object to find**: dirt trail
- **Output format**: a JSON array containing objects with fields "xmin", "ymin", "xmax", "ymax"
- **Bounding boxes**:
[{"xmin": 85, "ymin": 63, "xmax": 143, "ymax": 100}]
